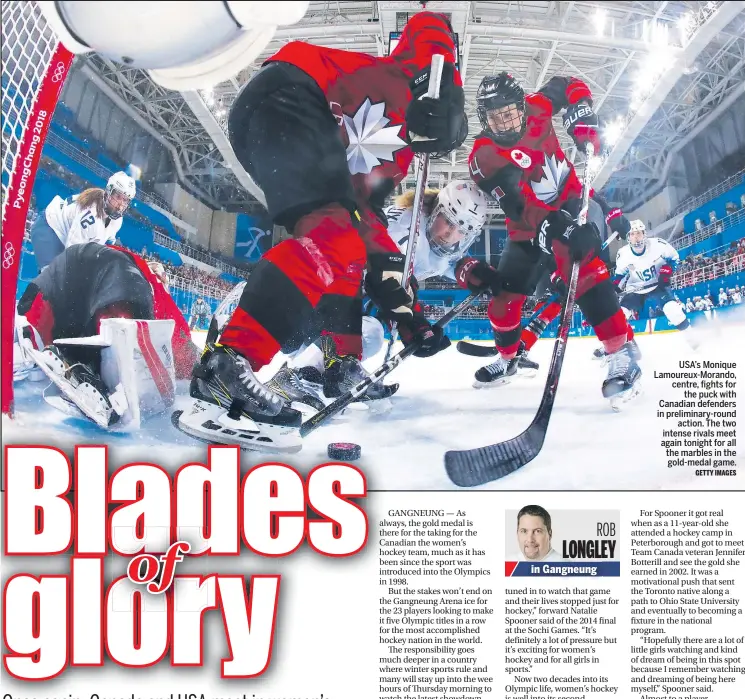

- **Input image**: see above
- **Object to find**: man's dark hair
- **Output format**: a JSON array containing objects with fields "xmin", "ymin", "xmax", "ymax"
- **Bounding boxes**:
[{"xmin": 517, "ymin": 505, "xmax": 552, "ymax": 535}]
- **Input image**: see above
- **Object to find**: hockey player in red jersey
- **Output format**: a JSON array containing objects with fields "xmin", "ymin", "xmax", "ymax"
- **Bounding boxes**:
[
  {"xmin": 460, "ymin": 72, "xmax": 641, "ymax": 407},
  {"xmin": 174, "ymin": 12, "xmax": 468, "ymax": 451}
]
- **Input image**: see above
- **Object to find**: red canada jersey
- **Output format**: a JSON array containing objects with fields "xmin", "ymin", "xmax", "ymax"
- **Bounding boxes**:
[
  {"xmin": 268, "ymin": 11, "xmax": 459, "ymax": 253},
  {"xmin": 468, "ymin": 77, "xmax": 591, "ymax": 242}
]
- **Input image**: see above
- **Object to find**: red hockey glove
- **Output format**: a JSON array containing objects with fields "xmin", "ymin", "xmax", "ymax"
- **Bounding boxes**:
[
  {"xmin": 658, "ymin": 264, "xmax": 674, "ymax": 286},
  {"xmin": 454, "ymin": 257, "xmax": 501, "ymax": 295},
  {"xmin": 563, "ymin": 101, "xmax": 601, "ymax": 154},
  {"xmin": 605, "ymin": 208, "xmax": 631, "ymax": 240}
]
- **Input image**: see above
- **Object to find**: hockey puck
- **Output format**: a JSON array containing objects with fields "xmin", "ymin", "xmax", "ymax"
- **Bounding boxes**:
[{"xmin": 328, "ymin": 442, "xmax": 362, "ymax": 461}]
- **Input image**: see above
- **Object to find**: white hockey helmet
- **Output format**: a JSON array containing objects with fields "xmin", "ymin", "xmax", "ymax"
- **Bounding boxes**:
[
  {"xmin": 105, "ymin": 171, "xmax": 136, "ymax": 219},
  {"xmin": 38, "ymin": 1, "xmax": 309, "ymax": 91},
  {"xmin": 628, "ymin": 219, "xmax": 647, "ymax": 253},
  {"xmin": 428, "ymin": 180, "xmax": 489, "ymax": 259}
]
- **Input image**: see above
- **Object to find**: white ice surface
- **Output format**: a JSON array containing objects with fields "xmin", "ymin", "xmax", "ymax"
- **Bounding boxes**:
[{"xmin": 4, "ymin": 319, "xmax": 743, "ymax": 491}]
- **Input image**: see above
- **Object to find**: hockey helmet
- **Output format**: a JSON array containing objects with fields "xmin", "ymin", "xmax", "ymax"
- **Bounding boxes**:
[
  {"xmin": 628, "ymin": 219, "xmax": 647, "ymax": 253},
  {"xmin": 476, "ymin": 72, "xmax": 527, "ymax": 147},
  {"xmin": 428, "ymin": 180, "xmax": 488, "ymax": 259},
  {"xmin": 37, "ymin": 1, "xmax": 309, "ymax": 90},
  {"xmin": 105, "ymin": 172, "xmax": 136, "ymax": 219}
]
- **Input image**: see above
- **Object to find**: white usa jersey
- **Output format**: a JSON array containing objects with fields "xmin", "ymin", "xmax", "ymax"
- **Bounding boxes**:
[
  {"xmin": 384, "ymin": 206, "xmax": 461, "ymax": 281},
  {"xmin": 615, "ymin": 237, "xmax": 679, "ymax": 294},
  {"xmin": 44, "ymin": 194, "xmax": 122, "ymax": 249}
]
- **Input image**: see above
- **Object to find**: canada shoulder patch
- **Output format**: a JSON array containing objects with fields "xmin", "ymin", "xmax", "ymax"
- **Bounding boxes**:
[{"xmin": 510, "ymin": 149, "xmax": 532, "ymax": 169}]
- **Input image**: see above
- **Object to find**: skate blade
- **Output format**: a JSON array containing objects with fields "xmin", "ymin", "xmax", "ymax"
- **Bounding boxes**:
[
  {"xmin": 473, "ymin": 366, "xmax": 537, "ymax": 389},
  {"xmin": 290, "ymin": 400, "xmax": 322, "ymax": 418},
  {"xmin": 13, "ymin": 367, "xmax": 30, "ymax": 382},
  {"xmin": 473, "ymin": 376, "xmax": 515, "ymax": 389},
  {"xmin": 609, "ymin": 382, "xmax": 643, "ymax": 412},
  {"xmin": 174, "ymin": 401, "xmax": 302, "ymax": 454},
  {"xmin": 29, "ymin": 348, "xmax": 112, "ymax": 429},
  {"xmin": 44, "ymin": 394, "xmax": 90, "ymax": 421},
  {"xmin": 340, "ymin": 397, "xmax": 393, "ymax": 416}
]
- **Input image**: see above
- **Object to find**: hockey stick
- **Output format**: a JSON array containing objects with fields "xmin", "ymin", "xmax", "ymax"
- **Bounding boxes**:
[
  {"xmin": 384, "ymin": 54, "xmax": 445, "ymax": 362},
  {"xmin": 300, "ymin": 290, "xmax": 483, "ymax": 437},
  {"xmin": 444, "ymin": 143, "xmax": 596, "ymax": 487},
  {"xmin": 456, "ymin": 295, "xmax": 560, "ymax": 357},
  {"xmin": 456, "ymin": 231, "xmax": 620, "ymax": 358}
]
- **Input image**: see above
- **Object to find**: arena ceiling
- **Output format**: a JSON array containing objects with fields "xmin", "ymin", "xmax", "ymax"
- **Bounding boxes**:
[{"xmin": 81, "ymin": 1, "xmax": 745, "ymax": 215}]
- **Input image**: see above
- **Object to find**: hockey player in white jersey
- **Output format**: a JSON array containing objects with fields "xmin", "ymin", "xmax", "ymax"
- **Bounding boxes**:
[
  {"xmin": 384, "ymin": 181, "xmax": 488, "ymax": 283},
  {"xmin": 595, "ymin": 220, "xmax": 693, "ymax": 361},
  {"xmin": 30, "ymin": 171, "xmax": 136, "ymax": 269},
  {"xmin": 215, "ymin": 181, "xmax": 496, "ymax": 414}
]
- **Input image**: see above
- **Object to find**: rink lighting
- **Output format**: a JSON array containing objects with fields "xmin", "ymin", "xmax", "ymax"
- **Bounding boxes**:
[
  {"xmin": 603, "ymin": 118, "xmax": 625, "ymax": 146},
  {"xmin": 126, "ymin": 164, "xmax": 142, "ymax": 181},
  {"xmin": 593, "ymin": 8, "xmax": 607, "ymax": 36},
  {"xmin": 678, "ymin": 12, "xmax": 694, "ymax": 41}
]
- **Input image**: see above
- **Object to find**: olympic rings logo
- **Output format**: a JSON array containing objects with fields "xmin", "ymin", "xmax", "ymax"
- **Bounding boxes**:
[
  {"xmin": 2, "ymin": 241, "xmax": 15, "ymax": 270},
  {"xmin": 50, "ymin": 61, "xmax": 66, "ymax": 83}
]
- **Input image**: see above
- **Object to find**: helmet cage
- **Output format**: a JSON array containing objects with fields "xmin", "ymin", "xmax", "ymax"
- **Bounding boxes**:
[
  {"xmin": 104, "ymin": 183, "xmax": 132, "ymax": 219},
  {"xmin": 477, "ymin": 73, "xmax": 526, "ymax": 146},
  {"xmin": 428, "ymin": 203, "xmax": 481, "ymax": 260}
]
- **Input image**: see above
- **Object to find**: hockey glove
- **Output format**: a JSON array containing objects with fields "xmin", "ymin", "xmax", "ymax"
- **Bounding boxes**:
[
  {"xmin": 605, "ymin": 208, "xmax": 631, "ymax": 240},
  {"xmin": 406, "ymin": 62, "xmax": 467, "ymax": 155},
  {"xmin": 612, "ymin": 274, "xmax": 627, "ymax": 296},
  {"xmin": 548, "ymin": 270, "xmax": 568, "ymax": 298},
  {"xmin": 538, "ymin": 209, "xmax": 601, "ymax": 261},
  {"xmin": 658, "ymin": 263, "xmax": 674, "ymax": 286},
  {"xmin": 398, "ymin": 312, "xmax": 451, "ymax": 358},
  {"xmin": 563, "ymin": 101, "xmax": 601, "ymax": 154},
  {"xmin": 364, "ymin": 252, "xmax": 415, "ymax": 323},
  {"xmin": 454, "ymin": 257, "xmax": 501, "ymax": 295}
]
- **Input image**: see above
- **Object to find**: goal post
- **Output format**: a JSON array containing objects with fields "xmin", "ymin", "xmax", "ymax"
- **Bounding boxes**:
[{"xmin": 1, "ymin": 0, "xmax": 73, "ymax": 415}]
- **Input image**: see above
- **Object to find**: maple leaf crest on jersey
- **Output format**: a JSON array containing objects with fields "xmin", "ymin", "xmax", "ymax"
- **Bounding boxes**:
[
  {"xmin": 531, "ymin": 153, "xmax": 571, "ymax": 203},
  {"xmin": 343, "ymin": 99, "xmax": 407, "ymax": 175}
]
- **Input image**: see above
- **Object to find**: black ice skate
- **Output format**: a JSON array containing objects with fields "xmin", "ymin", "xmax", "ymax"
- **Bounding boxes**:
[
  {"xmin": 173, "ymin": 344, "xmax": 302, "ymax": 453},
  {"xmin": 473, "ymin": 343, "xmax": 537, "ymax": 389},
  {"xmin": 30, "ymin": 344, "xmax": 123, "ymax": 429},
  {"xmin": 601, "ymin": 341, "xmax": 643, "ymax": 412},
  {"xmin": 265, "ymin": 362, "xmax": 326, "ymax": 412},
  {"xmin": 320, "ymin": 335, "xmax": 399, "ymax": 402}
]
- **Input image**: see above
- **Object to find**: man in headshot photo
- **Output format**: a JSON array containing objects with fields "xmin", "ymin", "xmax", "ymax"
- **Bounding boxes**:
[{"xmin": 517, "ymin": 505, "xmax": 562, "ymax": 561}]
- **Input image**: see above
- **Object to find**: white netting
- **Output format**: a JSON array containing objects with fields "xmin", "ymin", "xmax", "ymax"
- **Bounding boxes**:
[{"xmin": 1, "ymin": 0, "xmax": 58, "ymax": 222}]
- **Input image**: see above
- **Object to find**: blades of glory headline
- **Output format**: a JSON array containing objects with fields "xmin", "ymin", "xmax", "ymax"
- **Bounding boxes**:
[{"xmin": 2, "ymin": 445, "xmax": 368, "ymax": 681}]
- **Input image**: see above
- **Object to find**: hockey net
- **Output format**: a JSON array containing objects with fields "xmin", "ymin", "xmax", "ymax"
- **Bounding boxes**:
[{"xmin": 1, "ymin": 0, "xmax": 73, "ymax": 415}]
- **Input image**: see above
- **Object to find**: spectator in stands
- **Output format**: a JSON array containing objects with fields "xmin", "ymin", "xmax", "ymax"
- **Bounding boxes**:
[
  {"xmin": 719, "ymin": 287, "xmax": 728, "ymax": 307},
  {"xmin": 189, "ymin": 297, "xmax": 212, "ymax": 331},
  {"xmin": 732, "ymin": 287, "xmax": 742, "ymax": 304},
  {"xmin": 30, "ymin": 172, "xmax": 136, "ymax": 269}
]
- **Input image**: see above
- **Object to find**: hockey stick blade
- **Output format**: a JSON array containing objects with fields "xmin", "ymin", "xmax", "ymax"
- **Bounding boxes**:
[
  {"xmin": 444, "ymin": 330, "xmax": 570, "ymax": 487},
  {"xmin": 456, "ymin": 341, "xmax": 499, "ymax": 357},
  {"xmin": 300, "ymin": 292, "xmax": 483, "ymax": 437}
]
